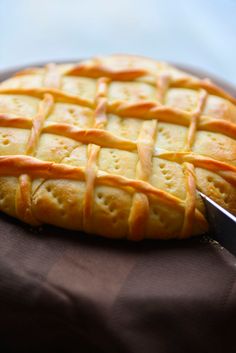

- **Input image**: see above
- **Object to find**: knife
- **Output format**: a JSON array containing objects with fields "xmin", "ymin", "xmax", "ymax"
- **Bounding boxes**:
[{"xmin": 199, "ymin": 192, "xmax": 236, "ymax": 257}]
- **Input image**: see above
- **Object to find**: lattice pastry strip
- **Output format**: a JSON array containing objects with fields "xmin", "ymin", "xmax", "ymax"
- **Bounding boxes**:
[
  {"xmin": 128, "ymin": 74, "xmax": 168, "ymax": 240},
  {"xmin": 181, "ymin": 89, "xmax": 208, "ymax": 238},
  {"xmin": 16, "ymin": 94, "xmax": 54, "ymax": 224},
  {"xmin": 0, "ymin": 92, "xmax": 235, "ymax": 139},
  {"xmin": 83, "ymin": 77, "xmax": 109, "ymax": 231},
  {"xmin": 15, "ymin": 63, "xmax": 61, "ymax": 225},
  {"xmin": 0, "ymin": 54, "xmax": 235, "ymax": 240},
  {"xmin": 128, "ymin": 119, "xmax": 157, "ymax": 240}
]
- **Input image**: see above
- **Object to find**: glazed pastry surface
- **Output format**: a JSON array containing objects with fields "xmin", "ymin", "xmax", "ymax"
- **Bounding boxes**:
[{"xmin": 0, "ymin": 55, "xmax": 235, "ymax": 240}]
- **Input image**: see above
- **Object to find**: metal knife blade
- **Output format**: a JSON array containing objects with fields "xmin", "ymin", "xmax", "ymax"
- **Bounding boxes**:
[{"xmin": 199, "ymin": 192, "xmax": 236, "ymax": 256}]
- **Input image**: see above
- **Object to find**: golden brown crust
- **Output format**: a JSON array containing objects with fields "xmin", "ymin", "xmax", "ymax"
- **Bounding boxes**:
[{"xmin": 0, "ymin": 54, "xmax": 235, "ymax": 239}]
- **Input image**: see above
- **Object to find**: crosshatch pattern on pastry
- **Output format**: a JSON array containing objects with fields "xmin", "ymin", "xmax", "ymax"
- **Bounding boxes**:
[{"xmin": 0, "ymin": 55, "xmax": 235, "ymax": 240}]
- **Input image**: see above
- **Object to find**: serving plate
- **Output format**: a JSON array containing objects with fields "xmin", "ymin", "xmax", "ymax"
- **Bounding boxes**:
[{"xmin": 0, "ymin": 61, "xmax": 236, "ymax": 353}]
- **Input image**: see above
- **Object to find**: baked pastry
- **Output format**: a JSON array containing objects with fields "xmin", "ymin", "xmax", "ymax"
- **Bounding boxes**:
[{"xmin": 0, "ymin": 55, "xmax": 235, "ymax": 240}]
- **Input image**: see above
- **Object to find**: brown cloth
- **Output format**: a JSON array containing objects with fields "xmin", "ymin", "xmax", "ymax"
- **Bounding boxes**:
[{"xmin": 0, "ymin": 65, "xmax": 236, "ymax": 353}]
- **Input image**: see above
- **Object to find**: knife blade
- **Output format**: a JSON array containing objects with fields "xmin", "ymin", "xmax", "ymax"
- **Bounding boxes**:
[{"xmin": 199, "ymin": 192, "xmax": 236, "ymax": 257}]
